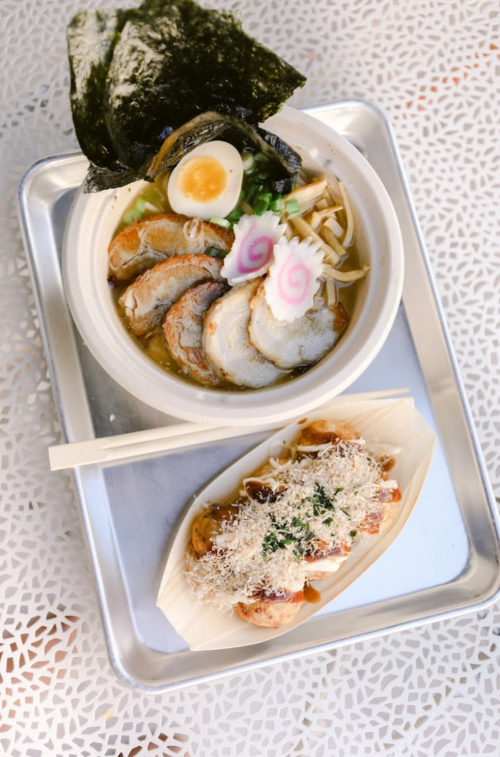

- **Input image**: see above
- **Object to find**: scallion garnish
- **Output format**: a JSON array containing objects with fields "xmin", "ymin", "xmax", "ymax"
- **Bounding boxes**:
[
  {"xmin": 144, "ymin": 201, "xmax": 161, "ymax": 213},
  {"xmin": 226, "ymin": 208, "xmax": 244, "ymax": 224},
  {"xmin": 253, "ymin": 198, "xmax": 270, "ymax": 216},
  {"xmin": 123, "ymin": 209, "xmax": 141, "ymax": 225},
  {"xmin": 285, "ymin": 199, "xmax": 300, "ymax": 215},
  {"xmin": 241, "ymin": 152, "xmax": 255, "ymax": 172},
  {"xmin": 205, "ymin": 246, "xmax": 226, "ymax": 258},
  {"xmin": 210, "ymin": 216, "xmax": 231, "ymax": 229},
  {"xmin": 141, "ymin": 189, "xmax": 162, "ymax": 206},
  {"xmin": 305, "ymin": 483, "xmax": 335, "ymax": 516},
  {"xmin": 270, "ymin": 196, "xmax": 284, "ymax": 211},
  {"xmin": 258, "ymin": 191, "xmax": 273, "ymax": 204}
]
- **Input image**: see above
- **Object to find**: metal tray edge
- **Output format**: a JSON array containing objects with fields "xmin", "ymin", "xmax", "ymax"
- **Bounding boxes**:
[{"xmin": 16, "ymin": 104, "xmax": 500, "ymax": 694}]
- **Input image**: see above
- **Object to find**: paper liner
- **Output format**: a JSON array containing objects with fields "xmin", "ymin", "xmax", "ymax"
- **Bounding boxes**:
[{"xmin": 157, "ymin": 397, "xmax": 436, "ymax": 650}]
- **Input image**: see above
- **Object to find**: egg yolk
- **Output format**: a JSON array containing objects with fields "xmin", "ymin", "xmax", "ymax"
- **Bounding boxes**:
[{"xmin": 178, "ymin": 156, "xmax": 227, "ymax": 204}]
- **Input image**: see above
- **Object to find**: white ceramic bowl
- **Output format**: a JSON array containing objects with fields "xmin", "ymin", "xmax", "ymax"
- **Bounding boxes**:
[{"xmin": 63, "ymin": 106, "xmax": 404, "ymax": 426}]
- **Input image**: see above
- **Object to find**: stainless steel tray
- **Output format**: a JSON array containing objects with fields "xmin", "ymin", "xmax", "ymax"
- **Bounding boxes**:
[{"xmin": 17, "ymin": 101, "xmax": 500, "ymax": 692}]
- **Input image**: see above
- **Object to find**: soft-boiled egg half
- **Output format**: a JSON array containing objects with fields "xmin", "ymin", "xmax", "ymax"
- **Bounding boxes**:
[{"xmin": 167, "ymin": 141, "xmax": 243, "ymax": 221}]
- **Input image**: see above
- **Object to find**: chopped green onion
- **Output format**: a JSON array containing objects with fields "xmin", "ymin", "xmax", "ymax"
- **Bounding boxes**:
[
  {"xmin": 254, "ymin": 152, "xmax": 268, "ymax": 163},
  {"xmin": 226, "ymin": 207, "xmax": 244, "ymax": 224},
  {"xmin": 248, "ymin": 183, "xmax": 264, "ymax": 200},
  {"xmin": 350, "ymin": 531, "xmax": 357, "ymax": 538},
  {"xmin": 210, "ymin": 216, "xmax": 231, "ymax": 229},
  {"xmin": 286, "ymin": 199, "xmax": 300, "ymax": 215},
  {"xmin": 241, "ymin": 152, "xmax": 255, "ymax": 172},
  {"xmin": 270, "ymin": 197, "xmax": 284, "ymax": 211},
  {"xmin": 142, "ymin": 189, "xmax": 162, "ymax": 205},
  {"xmin": 258, "ymin": 191, "xmax": 273, "ymax": 205},
  {"xmin": 123, "ymin": 209, "xmax": 142, "ymax": 225},
  {"xmin": 205, "ymin": 246, "xmax": 226, "ymax": 258},
  {"xmin": 144, "ymin": 201, "xmax": 161, "ymax": 213},
  {"xmin": 253, "ymin": 198, "xmax": 270, "ymax": 216},
  {"xmin": 135, "ymin": 198, "xmax": 146, "ymax": 213}
]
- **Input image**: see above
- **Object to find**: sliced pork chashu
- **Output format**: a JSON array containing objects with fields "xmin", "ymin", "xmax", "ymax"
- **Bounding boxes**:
[
  {"xmin": 249, "ymin": 283, "xmax": 349, "ymax": 370},
  {"xmin": 202, "ymin": 279, "xmax": 288, "ymax": 388},
  {"xmin": 163, "ymin": 281, "xmax": 228, "ymax": 386},
  {"xmin": 120, "ymin": 255, "xmax": 224, "ymax": 337},
  {"xmin": 109, "ymin": 214, "xmax": 234, "ymax": 280}
]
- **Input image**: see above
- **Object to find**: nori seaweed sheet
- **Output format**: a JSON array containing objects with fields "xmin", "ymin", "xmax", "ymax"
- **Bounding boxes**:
[
  {"xmin": 67, "ymin": 0, "xmax": 306, "ymax": 192},
  {"xmin": 68, "ymin": 9, "xmax": 128, "ymax": 170}
]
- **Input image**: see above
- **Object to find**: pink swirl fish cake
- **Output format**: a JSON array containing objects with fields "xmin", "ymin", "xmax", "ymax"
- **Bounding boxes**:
[
  {"xmin": 221, "ymin": 212, "xmax": 286, "ymax": 285},
  {"xmin": 264, "ymin": 236, "xmax": 324, "ymax": 322}
]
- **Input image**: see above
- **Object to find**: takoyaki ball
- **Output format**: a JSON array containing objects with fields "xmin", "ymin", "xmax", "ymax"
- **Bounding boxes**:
[
  {"xmin": 304, "ymin": 541, "xmax": 351, "ymax": 581},
  {"xmin": 359, "ymin": 482, "xmax": 402, "ymax": 535},
  {"xmin": 236, "ymin": 591, "xmax": 304, "ymax": 628},
  {"xmin": 298, "ymin": 420, "xmax": 361, "ymax": 449},
  {"xmin": 191, "ymin": 504, "xmax": 240, "ymax": 557},
  {"xmin": 244, "ymin": 480, "xmax": 286, "ymax": 503}
]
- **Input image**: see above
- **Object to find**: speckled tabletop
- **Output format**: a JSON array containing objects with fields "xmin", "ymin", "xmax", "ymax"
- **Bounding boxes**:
[{"xmin": 2, "ymin": 1, "xmax": 500, "ymax": 755}]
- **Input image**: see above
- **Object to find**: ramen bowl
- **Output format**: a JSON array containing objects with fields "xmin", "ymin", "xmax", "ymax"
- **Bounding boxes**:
[{"xmin": 62, "ymin": 105, "xmax": 404, "ymax": 426}]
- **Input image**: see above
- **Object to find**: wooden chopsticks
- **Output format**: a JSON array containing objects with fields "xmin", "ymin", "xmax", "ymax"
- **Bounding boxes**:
[{"xmin": 48, "ymin": 388, "xmax": 410, "ymax": 471}]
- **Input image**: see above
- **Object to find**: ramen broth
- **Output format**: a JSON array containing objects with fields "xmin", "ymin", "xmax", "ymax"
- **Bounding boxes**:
[
  {"xmin": 114, "ymin": 174, "xmax": 172, "ymax": 236},
  {"xmin": 109, "ymin": 168, "xmax": 363, "ymax": 392}
]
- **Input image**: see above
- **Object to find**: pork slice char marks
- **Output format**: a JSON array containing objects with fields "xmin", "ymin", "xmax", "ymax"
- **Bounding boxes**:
[
  {"xmin": 119, "ymin": 254, "xmax": 224, "ymax": 337},
  {"xmin": 109, "ymin": 213, "xmax": 234, "ymax": 280},
  {"xmin": 163, "ymin": 280, "xmax": 228, "ymax": 385}
]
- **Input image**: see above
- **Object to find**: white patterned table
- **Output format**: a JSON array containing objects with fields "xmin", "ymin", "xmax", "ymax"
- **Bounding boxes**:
[{"xmin": 1, "ymin": 1, "xmax": 500, "ymax": 755}]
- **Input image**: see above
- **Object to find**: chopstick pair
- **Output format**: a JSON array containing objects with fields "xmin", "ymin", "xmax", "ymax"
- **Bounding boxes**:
[{"xmin": 48, "ymin": 387, "xmax": 410, "ymax": 472}]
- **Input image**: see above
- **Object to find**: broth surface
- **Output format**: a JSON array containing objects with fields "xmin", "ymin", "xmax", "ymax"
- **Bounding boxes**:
[{"xmin": 109, "ymin": 167, "xmax": 362, "ymax": 392}]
